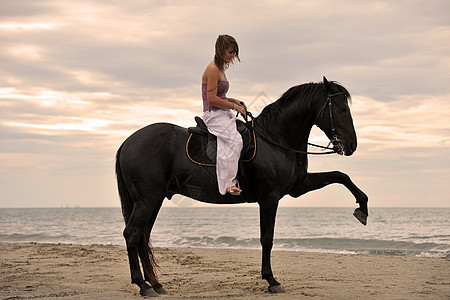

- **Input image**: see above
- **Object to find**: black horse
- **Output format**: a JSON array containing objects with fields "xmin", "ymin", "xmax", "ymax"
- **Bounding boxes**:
[{"xmin": 116, "ymin": 77, "xmax": 368, "ymax": 296}]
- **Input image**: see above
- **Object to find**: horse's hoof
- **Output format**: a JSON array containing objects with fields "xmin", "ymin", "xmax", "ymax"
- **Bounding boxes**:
[
  {"xmin": 153, "ymin": 285, "xmax": 168, "ymax": 295},
  {"xmin": 353, "ymin": 208, "xmax": 368, "ymax": 226},
  {"xmin": 140, "ymin": 287, "xmax": 158, "ymax": 297},
  {"xmin": 268, "ymin": 284, "xmax": 285, "ymax": 293}
]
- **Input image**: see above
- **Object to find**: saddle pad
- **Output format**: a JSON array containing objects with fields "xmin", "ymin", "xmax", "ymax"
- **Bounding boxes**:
[
  {"xmin": 186, "ymin": 120, "xmax": 256, "ymax": 167},
  {"xmin": 186, "ymin": 133, "xmax": 216, "ymax": 166}
]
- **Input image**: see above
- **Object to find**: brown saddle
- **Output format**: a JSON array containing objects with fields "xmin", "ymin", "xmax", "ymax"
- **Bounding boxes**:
[{"xmin": 186, "ymin": 116, "xmax": 256, "ymax": 166}]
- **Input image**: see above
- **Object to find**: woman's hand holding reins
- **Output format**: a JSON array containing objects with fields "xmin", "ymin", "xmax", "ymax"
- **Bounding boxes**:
[
  {"xmin": 235, "ymin": 103, "xmax": 247, "ymax": 117},
  {"xmin": 229, "ymin": 98, "xmax": 246, "ymax": 117}
]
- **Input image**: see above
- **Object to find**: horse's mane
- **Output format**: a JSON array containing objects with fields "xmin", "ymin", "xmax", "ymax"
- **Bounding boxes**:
[{"xmin": 257, "ymin": 81, "xmax": 351, "ymax": 119}]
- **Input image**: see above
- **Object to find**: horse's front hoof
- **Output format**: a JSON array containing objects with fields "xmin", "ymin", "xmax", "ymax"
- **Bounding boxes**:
[
  {"xmin": 140, "ymin": 286, "xmax": 158, "ymax": 297},
  {"xmin": 353, "ymin": 208, "xmax": 368, "ymax": 226},
  {"xmin": 153, "ymin": 285, "xmax": 168, "ymax": 295},
  {"xmin": 268, "ymin": 284, "xmax": 285, "ymax": 293}
]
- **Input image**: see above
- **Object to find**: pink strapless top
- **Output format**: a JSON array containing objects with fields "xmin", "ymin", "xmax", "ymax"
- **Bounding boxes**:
[{"xmin": 202, "ymin": 81, "xmax": 229, "ymax": 111}]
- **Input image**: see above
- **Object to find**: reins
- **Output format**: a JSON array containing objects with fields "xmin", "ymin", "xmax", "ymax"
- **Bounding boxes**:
[
  {"xmin": 253, "ymin": 126, "xmax": 336, "ymax": 155},
  {"xmin": 240, "ymin": 92, "xmax": 345, "ymax": 155}
]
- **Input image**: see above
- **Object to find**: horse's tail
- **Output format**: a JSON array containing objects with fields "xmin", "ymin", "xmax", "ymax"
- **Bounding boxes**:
[
  {"xmin": 116, "ymin": 144, "xmax": 160, "ymax": 283},
  {"xmin": 116, "ymin": 144, "xmax": 133, "ymax": 224},
  {"xmin": 142, "ymin": 223, "xmax": 160, "ymax": 282}
]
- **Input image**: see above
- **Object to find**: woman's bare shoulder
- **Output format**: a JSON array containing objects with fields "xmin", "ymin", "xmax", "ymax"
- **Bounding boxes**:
[
  {"xmin": 205, "ymin": 61, "xmax": 220, "ymax": 73},
  {"xmin": 202, "ymin": 61, "xmax": 220, "ymax": 83}
]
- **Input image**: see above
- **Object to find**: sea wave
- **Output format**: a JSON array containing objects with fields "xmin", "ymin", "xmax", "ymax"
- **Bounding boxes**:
[
  {"xmin": 1, "ymin": 207, "xmax": 449, "ymax": 258},
  {"xmin": 156, "ymin": 235, "xmax": 449, "ymax": 258},
  {"xmin": 0, "ymin": 233, "xmax": 124, "ymax": 245},
  {"xmin": 0, "ymin": 233, "xmax": 76, "ymax": 243}
]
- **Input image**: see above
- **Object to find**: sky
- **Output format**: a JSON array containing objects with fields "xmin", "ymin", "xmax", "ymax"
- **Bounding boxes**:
[{"xmin": 0, "ymin": 0, "xmax": 449, "ymax": 208}]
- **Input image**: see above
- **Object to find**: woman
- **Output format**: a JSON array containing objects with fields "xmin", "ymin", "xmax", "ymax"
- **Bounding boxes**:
[{"xmin": 201, "ymin": 34, "xmax": 247, "ymax": 196}]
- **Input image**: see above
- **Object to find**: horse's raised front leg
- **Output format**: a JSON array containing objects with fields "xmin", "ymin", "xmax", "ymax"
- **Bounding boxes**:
[
  {"xmin": 292, "ymin": 171, "xmax": 369, "ymax": 225},
  {"xmin": 259, "ymin": 200, "xmax": 285, "ymax": 293}
]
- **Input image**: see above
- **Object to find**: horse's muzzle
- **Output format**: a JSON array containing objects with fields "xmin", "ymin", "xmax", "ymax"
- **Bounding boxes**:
[
  {"xmin": 332, "ymin": 139, "xmax": 345, "ymax": 156},
  {"xmin": 333, "ymin": 140, "xmax": 356, "ymax": 156}
]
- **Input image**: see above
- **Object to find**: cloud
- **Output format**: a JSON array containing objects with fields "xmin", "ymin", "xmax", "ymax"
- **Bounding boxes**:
[
  {"xmin": 352, "ymin": 94, "xmax": 450, "ymax": 150},
  {"xmin": 0, "ymin": 0, "xmax": 449, "ymax": 207}
]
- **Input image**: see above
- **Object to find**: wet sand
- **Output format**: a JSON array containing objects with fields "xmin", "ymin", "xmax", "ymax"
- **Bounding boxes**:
[{"xmin": 0, "ymin": 242, "xmax": 448, "ymax": 299}]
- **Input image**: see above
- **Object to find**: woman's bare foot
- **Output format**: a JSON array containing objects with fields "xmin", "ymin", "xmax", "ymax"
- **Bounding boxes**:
[{"xmin": 226, "ymin": 186, "xmax": 242, "ymax": 196}]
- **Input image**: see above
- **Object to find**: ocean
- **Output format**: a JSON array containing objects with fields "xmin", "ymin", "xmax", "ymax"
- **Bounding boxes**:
[{"xmin": 0, "ymin": 207, "xmax": 448, "ymax": 258}]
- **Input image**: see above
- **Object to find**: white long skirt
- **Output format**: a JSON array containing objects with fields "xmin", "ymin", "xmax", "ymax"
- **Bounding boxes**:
[{"xmin": 203, "ymin": 109, "xmax": 243, "ymax": 195}]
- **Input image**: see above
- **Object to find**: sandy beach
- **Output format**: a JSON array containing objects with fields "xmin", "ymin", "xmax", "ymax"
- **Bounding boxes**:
[{"xmin": 0, "ymin": 242, "xmax": 448, "ymax": 299}]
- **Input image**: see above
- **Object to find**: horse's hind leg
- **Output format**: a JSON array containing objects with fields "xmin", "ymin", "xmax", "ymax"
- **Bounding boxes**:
[
  {"xmin": 137, "ymin": 199, "xmax": 168, "ymax": 295},
  {"xmin": 123, "ymin": 201, "xmax": 159, "ymax": 297}
]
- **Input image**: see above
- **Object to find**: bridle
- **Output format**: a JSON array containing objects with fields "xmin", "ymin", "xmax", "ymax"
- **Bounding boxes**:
[
  {"xmin": 313, "ymin": 91, "xmax": 346, "ymax": 154},
  {"xmin": 243, "ymin": 92, "xmax": 346, "ymax": 155}
]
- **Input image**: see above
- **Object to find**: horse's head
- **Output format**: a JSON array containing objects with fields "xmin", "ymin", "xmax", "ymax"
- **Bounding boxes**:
[{"xmin": 315, "ymin": 76, "xmax": 357, "ymax": 156}]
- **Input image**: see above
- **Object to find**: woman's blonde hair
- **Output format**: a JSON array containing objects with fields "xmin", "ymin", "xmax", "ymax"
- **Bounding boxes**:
[{"xmin": 214, "ymin": 34, "xmax": 240, "ymax": 71}]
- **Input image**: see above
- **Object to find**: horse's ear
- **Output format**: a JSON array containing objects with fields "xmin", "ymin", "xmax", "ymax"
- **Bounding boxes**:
[{"xmin": 323, "ymin": 76, "xmax": 331, "ymax": 92}]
